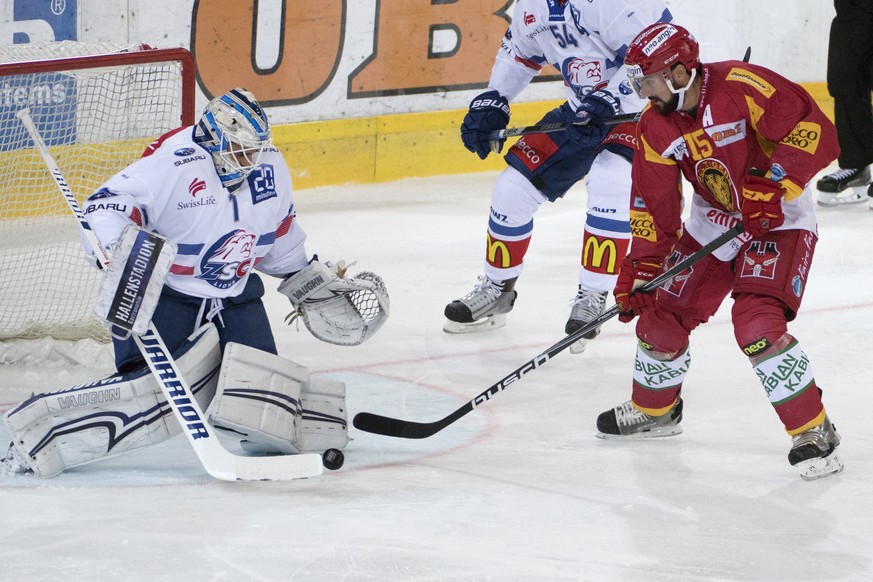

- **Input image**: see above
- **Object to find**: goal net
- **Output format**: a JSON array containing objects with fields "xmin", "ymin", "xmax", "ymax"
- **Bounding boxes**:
[{"xmin": 0, "ymin": 42, "xmax": 195, "ymax": 350}]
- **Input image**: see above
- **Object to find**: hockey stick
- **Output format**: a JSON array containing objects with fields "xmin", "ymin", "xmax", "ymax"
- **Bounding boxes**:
[
  {"xmin": 488, "ymin": 47, "xmax": 751, "ymax": 144},
  {"xmin": 488, "ymin": 111, "xmax": 641, "ymax": 142},
  {"xmin": 353, "ymin": 222, "xmax": 745, "ymax": 439},
  {"xmin": 17, "ymin": 109, "xmax": 323, "ymax": 481}
]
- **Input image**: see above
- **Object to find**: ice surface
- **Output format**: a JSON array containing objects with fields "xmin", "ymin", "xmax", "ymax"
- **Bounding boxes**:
[{"xmin": 0, "ymin": 170, "xmax": 871, "ymax": 581}]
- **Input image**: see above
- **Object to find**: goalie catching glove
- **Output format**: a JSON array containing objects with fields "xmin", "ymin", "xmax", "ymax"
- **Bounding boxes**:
[{"xmin": 278, "ymin": 259, "xmax": 389, "ymax": 346}]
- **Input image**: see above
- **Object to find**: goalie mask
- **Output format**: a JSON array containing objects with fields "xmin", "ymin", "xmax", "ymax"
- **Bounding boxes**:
[{"xmin": 194, "ymin": 88, "xmax": 271, "ymax": 193}]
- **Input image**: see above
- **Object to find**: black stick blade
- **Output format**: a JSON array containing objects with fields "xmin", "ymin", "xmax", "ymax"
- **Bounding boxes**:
[
  {"xmin": 351, "ymin": 226, "xmax": 743, "ymax": 442},
  {"xmin": 353, "ymin": 412, "xmax": 442, "ymax": 439}
]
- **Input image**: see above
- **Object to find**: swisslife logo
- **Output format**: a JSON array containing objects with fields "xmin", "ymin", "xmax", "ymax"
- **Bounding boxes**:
[
  {"xmin": 188, "ymin": 177, "xmax": 207, "ymax": 196},
  {"xmin": 177, "ymin": 177, "xmax": 215, "ymax": 211}
]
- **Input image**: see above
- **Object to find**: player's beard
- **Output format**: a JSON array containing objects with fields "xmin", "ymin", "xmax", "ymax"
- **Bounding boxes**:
[{"xmin": 651, "ymin": 93, "xmax": 680, "ymax": 115}]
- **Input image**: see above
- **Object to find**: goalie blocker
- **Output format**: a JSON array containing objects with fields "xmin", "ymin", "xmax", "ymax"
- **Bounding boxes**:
[
  {"xmin": 278, "ymin": 259, "xmax": 389, "ymax": 346},
  {"xmin": 93, "ymin": 224, "xmax": 176, "ymax": 338},
  {"xmin": 2, "ymin": 325, "xmax": 349, "ymax": 477}
]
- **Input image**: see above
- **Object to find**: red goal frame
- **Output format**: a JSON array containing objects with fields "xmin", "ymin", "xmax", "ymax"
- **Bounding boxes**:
[{"xmin": 0, "ymin": 46, "xmax": 196, "ymax": 126}]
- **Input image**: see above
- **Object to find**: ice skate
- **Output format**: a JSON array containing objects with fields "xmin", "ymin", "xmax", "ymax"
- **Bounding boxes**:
[
  {"xmin": 596, "ymin": 398, "xmax": 683, "ymax": 439},
  {"xmin": 443, "ymin": 276, "xmax": 517, "ymax": 334},
  {"xmin": 565, "ymin": 285, "xmax": 608, "ymax": 354},
  {"xmin": 816, "ymin": 166, "xmax": 870, "ymax": 206},
  {"xmin": 868, "ymin": 183, "xmax": 873, "ymax": 210},
  {"xmin": 788, "ymin": 416, "xmax": 843, "ymax": 481},
  {"xmin": 0, "ymin": 443, "xmax": 32, "ymax": 477}
]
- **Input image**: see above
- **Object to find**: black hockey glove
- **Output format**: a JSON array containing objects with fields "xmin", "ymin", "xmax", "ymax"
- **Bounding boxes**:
[
  {"xmin": 567, "ymin": 90, "xmax": 620, "ymax": 147},
  {"xmin": 460, "ymin": 90, "xmax": 510, "ymax": 160}
]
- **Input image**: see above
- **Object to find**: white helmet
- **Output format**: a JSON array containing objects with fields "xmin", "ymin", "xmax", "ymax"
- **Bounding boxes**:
[{"xmin": 194, "ymin": 88, "xmax": 271, "ymax": 192}]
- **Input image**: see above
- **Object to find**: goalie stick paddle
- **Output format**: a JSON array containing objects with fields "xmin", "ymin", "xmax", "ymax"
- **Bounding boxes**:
[
  {"xmin": 17, "ymin": 108, "xmax": 323, "ymax": 481},
  {"xmin": 353, "ymin": 223, "xmax": 746, "ymax": 439}
]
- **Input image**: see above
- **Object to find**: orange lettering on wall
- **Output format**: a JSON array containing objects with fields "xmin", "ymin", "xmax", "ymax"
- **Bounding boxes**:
[
  {"xmin": 192, "ymin": 0, "xmax": 344, "ymax": 105},
  {"xmin": 349, "ymin": 0, "xmax": 512, "ymax": 97}
]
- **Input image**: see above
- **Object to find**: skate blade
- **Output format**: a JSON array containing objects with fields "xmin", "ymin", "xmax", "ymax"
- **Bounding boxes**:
[
  {"xmin": 797, "ymin": 452, "xmax": 844, "ymax": 481},
  {"xmin": 0, "ymin": 460, "xmax": 31, "ymax": 477},
  {"xmin": 817, "ymin": 188, "xmax": 866, "ymax": 207},
  {"xmin": 442, "ymin": 313, "xmax": 507, "ymax": 334},
  {"xmin": 595, "ymin": 425, "xmax": 683, "ymax": 440},
  {"xmin": 568, "ymin": 338, "xmax": 588, "ymax": 354}
]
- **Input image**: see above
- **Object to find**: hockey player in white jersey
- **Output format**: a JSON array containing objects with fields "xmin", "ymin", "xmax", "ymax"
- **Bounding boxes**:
[
  {"xmin": 445, "ymin": 0, "xmax": 672, "ymax": 351},
  {"xmin": 1, "ymin": 89, "xmax": 388, "ymax": 477}
]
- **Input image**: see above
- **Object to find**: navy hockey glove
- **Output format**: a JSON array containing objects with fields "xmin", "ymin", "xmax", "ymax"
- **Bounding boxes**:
[
  {"xmin": 461, "ymin": 90, "xmax": 510, "ymax": 160},
  {"xmin": 567, "ymin": 90, "xmax": 620, "ymax": 147}
]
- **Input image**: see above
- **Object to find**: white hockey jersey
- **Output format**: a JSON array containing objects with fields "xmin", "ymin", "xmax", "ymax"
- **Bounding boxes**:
[
  {"xmin": 84, "ymin": 127, "xmax": 310, "ymax": 299},
  {"xmin": 490, "ymin": 0, "xmax": 672, "ymax": 112}
]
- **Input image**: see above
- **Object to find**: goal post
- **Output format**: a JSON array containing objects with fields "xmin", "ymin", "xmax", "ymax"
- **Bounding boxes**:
[{"xmin": 0, "ymin": 42, "xmax": 195, "ymax": 345}]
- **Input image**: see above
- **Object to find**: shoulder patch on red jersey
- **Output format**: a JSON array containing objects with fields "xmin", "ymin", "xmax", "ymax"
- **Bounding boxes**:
[
  {"xmin": 780, "ymin": 121, "xmax": 822, "ymax": 156},
  {"xmin": 725, "ymin": 67, "xmax": 775, "ymax": 98}
]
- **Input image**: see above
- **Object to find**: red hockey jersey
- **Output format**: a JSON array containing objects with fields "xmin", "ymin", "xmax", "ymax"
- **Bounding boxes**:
[{"xmin": 628, "ymin": 60, "xmax": 839, "ymax": 263}]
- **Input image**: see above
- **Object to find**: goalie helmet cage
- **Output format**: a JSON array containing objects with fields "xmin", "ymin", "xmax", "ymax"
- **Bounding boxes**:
[{"xmin": 0, "ymin": 42, "xmax": 195, "ymax": 343}]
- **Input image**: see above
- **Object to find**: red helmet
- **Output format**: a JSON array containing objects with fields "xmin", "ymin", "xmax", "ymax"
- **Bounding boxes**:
[{"xmin": 624, "ymin": 23, "xmax": 700, "ymax": 78}]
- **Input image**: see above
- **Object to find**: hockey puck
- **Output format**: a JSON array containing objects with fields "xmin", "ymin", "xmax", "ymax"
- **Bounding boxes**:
[{"xmin": 322, "ymin": 448, "xmax": 344, "ymax": 470}]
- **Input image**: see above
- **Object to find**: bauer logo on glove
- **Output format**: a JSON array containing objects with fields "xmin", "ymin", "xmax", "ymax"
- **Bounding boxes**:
[{"xmin": 278, "ymin": 259, "xmax": 390, "ymax": 346}]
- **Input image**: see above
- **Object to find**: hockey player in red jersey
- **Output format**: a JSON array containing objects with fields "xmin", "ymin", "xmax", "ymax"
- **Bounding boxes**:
[{"xmin": 595, "ymin": 22, "xmax": 844, "ymax": 480}]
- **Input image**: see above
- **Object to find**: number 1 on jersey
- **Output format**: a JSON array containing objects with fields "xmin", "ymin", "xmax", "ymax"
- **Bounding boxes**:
[{"xmin": 229, "ymin": 193, "xmax": 240, "ymax": 222}]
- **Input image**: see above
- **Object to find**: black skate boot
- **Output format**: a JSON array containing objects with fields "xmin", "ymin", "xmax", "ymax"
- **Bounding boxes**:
[
  {"xmin": 788, "ymin": 416, "xmax": 843, "ymax": 481},
  {"xmin": 443, "ymin": 276, "xmax": 517, "ymax": 333},
  {"xmin": 816, "ymin": 166, "xmax": 870, "ymax": 206},
  {"xmin": 596, "ymin": 398, "xmax": 683, "ymax": 439},
  {"xmin": 565, "ymin": 285, "xmax": 608, "ymax": 354}
]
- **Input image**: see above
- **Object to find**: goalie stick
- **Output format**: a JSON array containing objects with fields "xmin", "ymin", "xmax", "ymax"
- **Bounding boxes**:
[
  {"xmin": 353, "ymin": 223, "xmax": 745, "ymax": 439},
  {"xmin": 17, "ymin": 109, "xmax": 323, "ymax": 481},
  {"xmin": 489, "ymin": 46, "xmax": 752, "ymax": 143}
]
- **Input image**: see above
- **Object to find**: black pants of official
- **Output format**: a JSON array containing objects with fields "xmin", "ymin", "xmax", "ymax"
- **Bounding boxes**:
[{"xmin": 827, "ymin": 0, "xmax": 873, "ymax": 169}]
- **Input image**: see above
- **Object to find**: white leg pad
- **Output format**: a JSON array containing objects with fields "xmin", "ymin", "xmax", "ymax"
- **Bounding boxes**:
[
  {"xmin": 299, "ymin": 376, "xmax": 349, "ymax": 453},
  {"xmin": 4, "ymin": 324, "xmax": 220, "ymax": 477},
  {"xmin": 207, "ymin": 342, "xmax": 349, "ymax": 454},
  {"xmin": 207, "ymin": 342, "xmax": 306, "ymax": 454}
]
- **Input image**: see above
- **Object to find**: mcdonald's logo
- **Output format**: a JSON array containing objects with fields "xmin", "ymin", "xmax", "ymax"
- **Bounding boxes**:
[
  {"xmin": 485, "ymin": 233, "xmax": 531, "ymax": 269},
  {"xmin": 582, "ymin": 235, "xmax": 620, "ymax": 274},
  {"xmin": 487, "ymin": 234, "xmax": 511, "ymax": 269}
]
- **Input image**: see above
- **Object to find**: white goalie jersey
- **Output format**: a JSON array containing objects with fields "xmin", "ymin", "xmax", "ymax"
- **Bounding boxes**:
[
  {"xmin": 490, "ymin": 0, "xmax": 672, "ymax": 112},
  {"xmin": 83, "ymin": 127, "xmax": 310, "ymax": 299}
]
